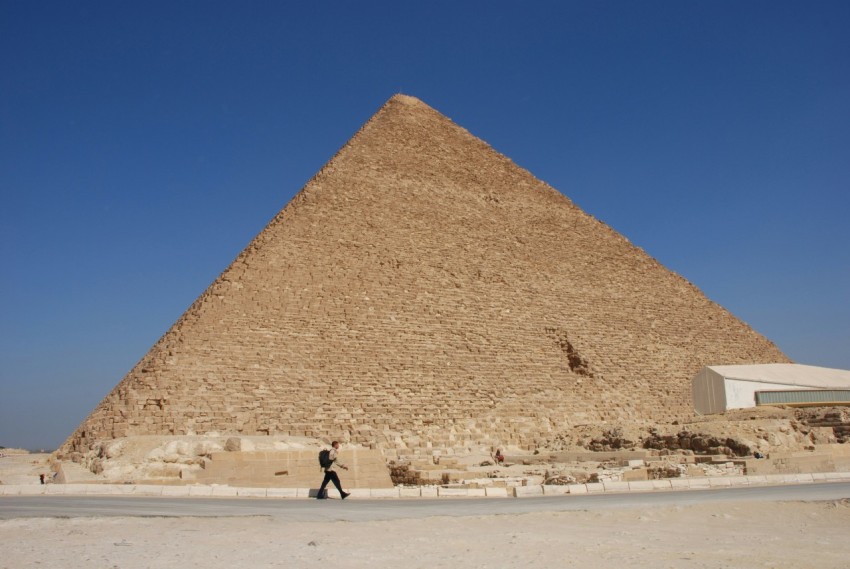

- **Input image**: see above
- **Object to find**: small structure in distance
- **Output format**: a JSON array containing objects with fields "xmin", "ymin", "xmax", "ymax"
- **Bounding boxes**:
[{"xmin": 692, "ymin": 363, "xmax": 850, "ymax": 414}]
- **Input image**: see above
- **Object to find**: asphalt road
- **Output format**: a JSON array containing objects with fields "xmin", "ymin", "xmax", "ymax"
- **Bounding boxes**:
[{"xmin": 2, "ymin": 482, "xmax": 849, "ymax": 522}]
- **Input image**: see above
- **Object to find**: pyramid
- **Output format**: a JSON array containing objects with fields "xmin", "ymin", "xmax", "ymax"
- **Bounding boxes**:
[{"xmin": 59, "ymin": 95, "xmax": 790, "ymax": 457}]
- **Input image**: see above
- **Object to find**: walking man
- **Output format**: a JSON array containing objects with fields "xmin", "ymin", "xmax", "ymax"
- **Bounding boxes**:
[{"xmin": 318, "ymin": 441, "xmax": 350, "ymax": 499}]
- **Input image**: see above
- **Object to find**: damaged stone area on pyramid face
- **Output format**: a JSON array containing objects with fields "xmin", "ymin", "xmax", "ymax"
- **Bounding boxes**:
[
  {"xmin": 52, "ymin": 94, "xmax": 846, "ymax": 489},
  {"xmin": 543, "ymin": 327, "xmax": 594, "ymax": 377}
]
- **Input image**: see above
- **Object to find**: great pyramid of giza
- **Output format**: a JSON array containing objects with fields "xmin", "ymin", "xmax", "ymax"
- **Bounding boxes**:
[{"xmin": 59, "ymin": 94, "xmax": 790, "ymax": 457}]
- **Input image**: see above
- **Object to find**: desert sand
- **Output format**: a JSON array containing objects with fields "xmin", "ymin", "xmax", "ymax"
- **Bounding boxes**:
[
  {"xmin": 0, "ymin": 452, "xmax": 53, "ymax": 486},
  {"xmin": 2, "ymin": 500, "xmax": 849, "ymax": 569}
]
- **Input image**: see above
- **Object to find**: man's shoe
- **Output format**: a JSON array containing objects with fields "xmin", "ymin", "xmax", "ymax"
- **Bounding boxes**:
[
  {"xmin": 316, "ymin": 490, "xmax": 327, "ymax": 499},
  {"xmin": 341, "ymin": 491, "xmax": 350, "ymax": 500}
]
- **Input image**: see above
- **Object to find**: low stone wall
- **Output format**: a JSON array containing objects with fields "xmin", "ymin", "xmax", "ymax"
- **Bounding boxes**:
[
  {"xmin": 188, "ymin": 449, "xmax": 392, "ymax": 489},
  {"xmin": 504, "ymin": 450, "xmax": 651, "ymax": 464},
  {"xmin": 746, "ymin": 445, "xmax": 850, "ymax": 475}
]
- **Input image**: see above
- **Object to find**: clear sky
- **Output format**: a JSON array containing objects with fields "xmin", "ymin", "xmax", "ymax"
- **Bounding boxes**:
[{"xmin": 2, "ymin": 1, "xmax": 848, "ymax": 451}]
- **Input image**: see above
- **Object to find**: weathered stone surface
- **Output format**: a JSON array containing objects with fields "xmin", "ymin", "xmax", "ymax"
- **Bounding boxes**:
[
  {"xmin": 622, "ymin": 468, "xmax": 648, "ymax": 481},
  {"xmin": 58, "ymin": 94, "xmax": 789, "ymax": 457},
  {"xmin": 190, "ymin": 449, "xmax": 392, "ymax": 489}
]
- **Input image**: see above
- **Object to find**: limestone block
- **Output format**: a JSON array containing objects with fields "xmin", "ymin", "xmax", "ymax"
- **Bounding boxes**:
[
  {"xmin": 188, "ymin": 485, "xmax": 214, "ymax": 496},
  {"xmin": 622, "ymin": 468, "xmax": 648, "ymax": 482},
  {"xmin": 103, "ymin": 484, "xmax": 137, "ymax": 495},
  {"xmin": 266, "ymin": 488, "xmax": 298, "ymax": 498},
  {"xmin": 833, "ymin": 456, "xmax": 850, "ymax": 471},
  {"xmin": 161, "ymin": 485, "xmax": 191, "ymax": 496},
  {"xmin": 485, "ymin": 487, "xmax": 509, "ymax": 498},
  {"xmin": 542, "ymin": 485, "xmax": 569, "ymax": 496},
  {"xmin": 627, "ymin": 481, "xmax": 655, "ymax": 492},
  {"xmin": 224, "ymin": 437, "xmax": 255, "ymax": 452},
  {"xmin": 420, "ymin": 486, "xmax": 439, "ymax": 498},
  {"xmin": 669, "ymin": 478, "xmax": 691, "ymax": 489},
  {"xmin": 567, "ymin": 484, "xmax": 587, "ymax": 494},
  {"xmin": 211, "ymin": 486, "xmax": 239, "ymax": 497},
  {"xmin": 585, "ymin": 483, "xmax": 605, "ymax": 493},
  {"xmin": 686, "ymin": 466, "xmax": 704, "ymax": 477},
  {"xmin": 816, "ymin": 471, "xmax": 846, "ymax": 480},
  {"xmin": 438, "ymin": 487, "xmax": 469, "ymax": 497},
  {"xmin": 759, "ymin": 474, "xmax": 781, "ymax": 485},
  {"xmin": 602, "ymin": 481, "xmax": 629, "ymax": 492},
  {"xmin": 789, "ymin": 474, "xmax": 814, "ymax": 483},
  {"xmin": 745, "ymin": 476, "xmax": 769, "ymax": 488},
  {"xmin": 708, "ymin": 478, "xmax": 731, "ymax": 487},
  {"xmin": 399, "ymin": 487, "xmax": 422, "ymax": 498},
  {"xmin": 688, "ymin": 478, "xmax": 711, "ymax": 489},
  {"xmin": 513, "ymin": 485, "xmax": 543, "ymax": 497},
  {"xmin": 207, "ymin": 452, "xmax": 241, "ymax": 463},
  {"xmin": 133, "ymin": 485, "xmax": 165, "ymax": 496},
  {"xmin": 370, "ymin": 488, "xmax": 400, "ymax": 498}
]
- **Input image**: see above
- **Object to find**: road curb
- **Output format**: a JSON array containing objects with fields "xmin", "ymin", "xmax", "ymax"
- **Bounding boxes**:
[{"xmin": 3, "ymin": 471, "xmax": 849, "ymax": 499}]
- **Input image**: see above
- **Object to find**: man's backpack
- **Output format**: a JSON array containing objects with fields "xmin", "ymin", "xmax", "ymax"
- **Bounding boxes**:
[{"xmin": 318, "ymin": 449, "xmax": 332, "ymax": 469}]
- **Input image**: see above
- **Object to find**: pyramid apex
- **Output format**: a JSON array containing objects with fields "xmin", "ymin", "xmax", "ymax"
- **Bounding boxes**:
[{"xmin": 388, "ymin": 93, "xmax": 426, "ymax": 106}]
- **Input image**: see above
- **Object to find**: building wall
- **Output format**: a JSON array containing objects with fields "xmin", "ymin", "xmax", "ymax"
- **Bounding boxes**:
[
  {"xmin": 692, "ymin": 368, "xmax": 726, "ymax": 415},
  {"xmin": 725, "ymin": 379, "xmax": 813, "ymax": 410}
]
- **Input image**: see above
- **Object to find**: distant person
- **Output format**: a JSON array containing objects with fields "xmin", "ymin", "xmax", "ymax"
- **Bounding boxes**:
[
  {"xmin": 39, "ymin": 473, "xmax": 45, "ymax": 484},
  {"xmin": 318, "ymin": 441, "xmax": 350, "ymax": 500},
  {"xmin": 494, "ymin": 449, "xmax": 504, "ymax": 464}
]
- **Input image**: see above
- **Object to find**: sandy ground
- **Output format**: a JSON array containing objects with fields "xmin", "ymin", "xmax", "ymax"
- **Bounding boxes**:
[
  {"xmin": 0, "ymin": 453, "xmax": 52, "ymax": 486},
  {"xmin": 3, "ymin": 453, "xmax": 850, "ymax": 568},
  {"xmin": 1, "ymin": 501, "xmax": 849, "ymax": 569}
]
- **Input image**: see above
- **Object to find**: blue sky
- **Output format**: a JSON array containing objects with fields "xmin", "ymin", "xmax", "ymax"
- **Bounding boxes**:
[{"xmin": 2, "ymin": 1, "xmax": 848, "ymax": 450}]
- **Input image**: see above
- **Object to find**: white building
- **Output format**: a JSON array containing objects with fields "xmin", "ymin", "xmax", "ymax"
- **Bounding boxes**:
[{"xmin": 692, "ymin": 363, "xmax": 850, "ymax": 415}]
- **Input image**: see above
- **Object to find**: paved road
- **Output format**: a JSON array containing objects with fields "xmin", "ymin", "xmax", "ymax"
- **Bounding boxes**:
[{"xmin": 2, "ymin": 482, "xmax": 849, "ymax": 522}]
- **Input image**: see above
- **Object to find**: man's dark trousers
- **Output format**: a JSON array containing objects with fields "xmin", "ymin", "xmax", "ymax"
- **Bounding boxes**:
[{"xmin": 319, "ymin": 470, "xmax": 343, "ymax": 497}]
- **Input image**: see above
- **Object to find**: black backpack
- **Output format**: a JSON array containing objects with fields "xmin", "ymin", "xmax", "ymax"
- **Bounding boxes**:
[{"xmin": 318, "ymin": 449, "xmax": 332, "ymax": 469}]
